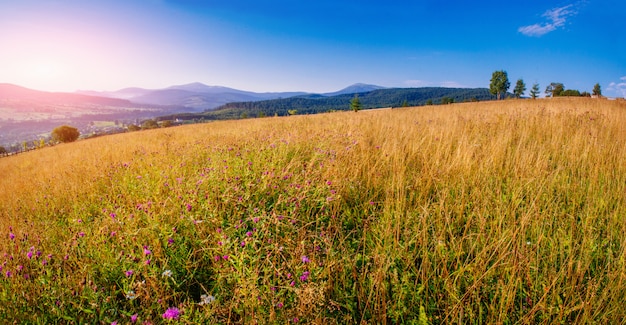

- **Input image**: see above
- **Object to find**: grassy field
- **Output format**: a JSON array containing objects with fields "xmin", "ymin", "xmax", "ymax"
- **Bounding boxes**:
[{"xmin": 1, "ymin": 97, "xmax": 625, "ymax": 324}]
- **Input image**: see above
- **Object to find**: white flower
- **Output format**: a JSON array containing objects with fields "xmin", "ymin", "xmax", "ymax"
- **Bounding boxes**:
[
  {"xmin": 162, "ymin": 269, "xmax": 173, "ymax": 278},
  {"xmin": 125, "ymin": 290, "xmax": 137, "ymax": 300},
  {"xmin": 199, "ymin": 294, "xmax": 216, "ymax": 305}
]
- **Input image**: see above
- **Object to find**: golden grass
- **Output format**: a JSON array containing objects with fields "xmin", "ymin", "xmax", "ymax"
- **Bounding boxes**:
[{"xmin": 1, "ymin": 97, "xmax": 625, "ymax": 323}]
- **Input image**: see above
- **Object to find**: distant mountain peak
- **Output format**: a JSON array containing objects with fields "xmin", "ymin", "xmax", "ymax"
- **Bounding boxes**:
[{"xmin": 324, "ymin": 83, "xmax": 386, "ymax": 96}]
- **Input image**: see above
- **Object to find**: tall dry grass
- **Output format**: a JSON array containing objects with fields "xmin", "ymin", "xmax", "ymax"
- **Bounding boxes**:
[{"xmin": 0, "ymin": 97, "xmax": 625, "ymax": 323}]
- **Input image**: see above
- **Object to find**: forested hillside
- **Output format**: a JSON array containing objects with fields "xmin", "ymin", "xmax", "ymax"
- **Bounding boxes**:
[{"xmin": 158, "ymin": 87, "xmax": 497, "ymax": 121}]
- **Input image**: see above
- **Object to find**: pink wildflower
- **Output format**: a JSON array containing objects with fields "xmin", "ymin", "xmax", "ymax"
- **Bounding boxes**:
[{"xmin": 162, "ymin": 307, "xmax": 180, "ymax": 320}]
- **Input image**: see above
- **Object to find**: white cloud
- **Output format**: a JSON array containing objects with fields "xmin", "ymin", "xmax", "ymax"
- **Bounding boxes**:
[
  {"xmin": 519, "ymin": 4, "xmax": 577, "ymax": 37},
  {"xmin": 404, "ymin": 80, "xmax": 428, "ymax": 87},
  {"xmin": 440, "ymin": 81, "xmax": 466, "ymax": 88},
  {"xmin": 607, "ymin": 78, "xmax": 626, "ymax": 98},
  {"xmin": 403, "ymin": 80, "xmax": 466, "ymax": 88}
]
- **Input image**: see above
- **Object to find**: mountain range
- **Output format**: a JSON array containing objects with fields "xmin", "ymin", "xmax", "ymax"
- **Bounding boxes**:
[
  {"xmin": 78, "ymin": 82, "xmax": 385, "ymax": 111},
  {"xmin": 0, "ymin": 82, "xmax": 388, "ymax": 147}
]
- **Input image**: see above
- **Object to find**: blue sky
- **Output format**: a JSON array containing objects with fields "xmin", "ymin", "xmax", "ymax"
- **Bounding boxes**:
[{"xmin": 1, "ymin": 0, "xmax": 625, "ymax": 97}]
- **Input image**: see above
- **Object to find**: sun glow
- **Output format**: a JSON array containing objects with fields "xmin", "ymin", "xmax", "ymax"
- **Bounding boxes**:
[{"xmin": 24, "ymin": 60, "xmax": 65, "ymax": 80}]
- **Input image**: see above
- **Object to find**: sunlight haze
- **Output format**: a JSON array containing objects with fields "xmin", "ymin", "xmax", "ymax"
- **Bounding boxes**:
[{"xmin": 1, "ymin": 0, "xmax": 625, "ymax": 97}]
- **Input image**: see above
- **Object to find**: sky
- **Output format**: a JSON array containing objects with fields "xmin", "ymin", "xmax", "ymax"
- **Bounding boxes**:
[{"xmin": 1, "ymin": 0, "xmax": 625, "ymax": 97}]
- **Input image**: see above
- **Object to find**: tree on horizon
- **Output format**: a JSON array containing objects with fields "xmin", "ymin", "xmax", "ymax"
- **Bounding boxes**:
[
  {"xmin": 350, "ymin": 94, "xmax": 361, "ymax": 112},
  {"xmin": 593, "ymin": 83, "xmax": 602, "ymax": 97},
  {"xmin": 514, "ymin": 79, "xmax": 526, "ymax": 98},
  {"xmin": 490, "ymin": 70, "xmax": 510, "ymax": 100},
  {"xmin": 530, "ymin": 83, "xmax": 540, "ymax": 99}
]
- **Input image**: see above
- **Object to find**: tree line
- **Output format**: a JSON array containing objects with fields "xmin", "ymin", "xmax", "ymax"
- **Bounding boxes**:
[{"xmin": 490, "ymin": 70, "xmax": 602, "ymax": 99}]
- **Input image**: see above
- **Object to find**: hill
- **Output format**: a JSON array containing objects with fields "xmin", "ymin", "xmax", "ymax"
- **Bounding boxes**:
[
  {"xmin": 2, "ymin": 98, "xmax": 625, "ymax": 323},
  {"xmin": 0, "ymin": 83, "xmax": 188, "ymax": 147},
  {"xmin": 183, "ymin": 87, "xmax": 496, "ymax": 120},
  {"xmin": 79, "ymin": 82, "xmax": 309, "ymax": 111}
]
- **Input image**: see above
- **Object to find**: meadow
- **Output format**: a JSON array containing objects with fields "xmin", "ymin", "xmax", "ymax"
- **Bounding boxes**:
[{"xmin": 1, "ymin": 97, "xmax": 625, "ymax": 324}]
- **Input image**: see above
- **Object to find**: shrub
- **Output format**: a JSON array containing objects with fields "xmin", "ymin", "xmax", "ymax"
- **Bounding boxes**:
[{"xmin": 51, "ymin": 125, "xmax": 80, "ymax": 143}]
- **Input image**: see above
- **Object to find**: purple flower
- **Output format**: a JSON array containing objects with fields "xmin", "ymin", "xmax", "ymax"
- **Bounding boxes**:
[
  {"xmin": 143, "ymin": 246, "xmax": 151, "ymax": 255},
  {"xmin": 162, "ymin": 307, "xmax": 180, "ymax": 320},
  {"xmin": 301, "ymin": 255, "xmax": 310, "ymax": 263},
  {"xmin": 253, "ymin": 217, "xmax": 259, "ymax": 223},
  {"xmin": 110, "ymin": 213, "xmax": 117, "ymax": 220},
  {"xmin": 78, "ymin": 232, "xmax": 85, "ymax": 237},
  {"xmin": 130, "ymin": 314, "xmax": 138, "ymax": 323},
  {"xmin": 27, "ymin": 251, "xmax": 33, "ymax": 259},
  {"xmin": 186, "ymin": 204, "xmax": 192, "ymax": 212},
  {"xmin": 167, "ymin": 238, "xmax": 174, "ymax": 246},
  {"xmin": 222, "ymin": 255, "xmax": 229, "ymax": 260},
  {"xmin": 276, "ymin": 302, "xmax": 283, "ymax": 308},
  {"xmin": 9, "ymin": 233, "xmax": 15, "ymax": 240},
  {"xmin": 125, "ymin": 270, "xmax": 134, "ymax": 277},
  {"xmin": 145, "ymin": 259, "xmax": 151, "ymax": 265},
  {"xmin": 246, "ymin": 231, "xmax": 253, "ymax": 237},
  {"xmin": 5, "ymin": 271, "xmax": 11, "ymax": 278},
  {"xmin": 299, "ymin": 271, "xmax": 310, "ymax": 282},
  {"xmin": 111, "ymin": 321, "xmax": 118, "ymax": 325}
]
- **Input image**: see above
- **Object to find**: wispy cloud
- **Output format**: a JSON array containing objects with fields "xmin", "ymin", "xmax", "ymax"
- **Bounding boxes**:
[
  {"xmin": 607, "ymin": 77, "xmax": 626, "ymax": 98},
  {"xmin": 519, "ymin": 4, "xmax": 578, "ymax": 37},
  {"xmin": 404, "ymin": 80, "xmax": 466, "ymax": 88},
  {"xmin": 440, "ymin": 81, "xmax": 466, "ymax": 88}
]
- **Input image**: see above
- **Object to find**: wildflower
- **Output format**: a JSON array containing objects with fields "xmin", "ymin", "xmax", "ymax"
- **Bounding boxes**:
[
  {"xmin": 222, "ymin": 255, "xmax": 229, "ymax": 260},
  {"xmin": 145, "ymin": 259, "xmax": 151, "ymax": 265},
  {"xmin": 276, "ymin": 302, "xmax": 283, "ymax": 308},
  {"xmin": 125, "ymin": 270, "xmax": 134, "ymax": 277},
  {"xmin": 78, "ymin": 232, "xmax": 85, "ymax": 237},
  {"xmin": 110, "ymin": 213, "xmax": 116, "ymax": 220},
  {"xmin": 42, "ymin": 259, "xmax": 48, "ymax": 266},
  {"xmin": 27, "ymin": 251, "xmax": 33, "ymax": 259},
  {"xmin": 213, "ymin": 255, "xmax": 221, "ymax": 261},
  {"xmin": 301, "ymin": 255, "xmax": 310, "ymax": 263},
  {"xmin": 162, "ymin": 269, "xmax": 172, "ymax": 278},
  {"xmin": 198, "ymin": 294, "xmax": 215, "ymax": 305},
  {"xmin": 167, "ymin": 238, "xmax": 174, "ymax": 246},
  {"xmin": 299, "ymin": 271, "xmax": 310, "ymax": 282},
  {"xmin": 4, "ymin": 271, "xmax": 9, "ymax": 278},
  {"xmin": 253, "ymin": 217, "xmax": 259, "ymax": 223},
  {"xmin": 9, "ymin": 233, "xmax": 14, "ymax": 240},
  {"xmin": 143, "ymin": 246, "xmax": 151, "ymax": 255},
  {"xmin": 162, "ymin": 307, "xmax": 180, "ymax": 320},
  {"xmin": 186, "ymin": 204, "xmax": 192, "ymax": 212},
  {"xmin": 130, "ymin": 314, "xmax": 138, "ymax": 323},
  {"xmin": 240, "ymin": 241, "xmax": 246, "ymax": 247},
  {"xmin": 125, "ymin": 290, "xmax": 137, "ymax": 300},
  {"xmin": 111, "ymin": 321, "xmax": 118, "ymax": 325},
  {"xmin": 246, "ymin": 231, "xmax": 253, "ymax": 237}
]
